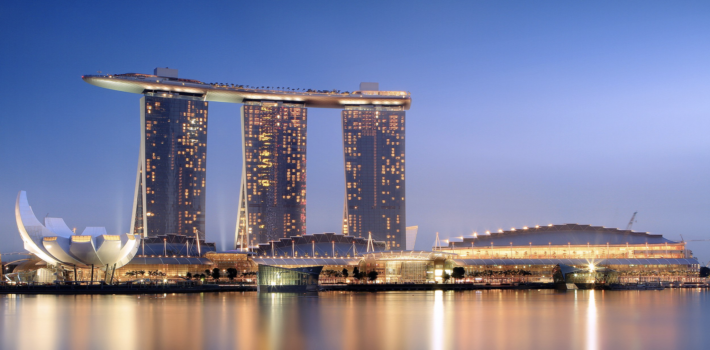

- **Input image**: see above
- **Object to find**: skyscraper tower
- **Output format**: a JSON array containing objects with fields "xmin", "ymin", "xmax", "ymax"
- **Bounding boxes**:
[
  {"xmin": 235, "ymin": 101, "xmax": 307, "ymax": 248},
  {"xmin": 129, "ymin": 69, "xmax": 209, "ymax": 239},
  {"xmin": 83, "ymin": 71, "xmax": 411, "ymax": 249},
  {"xmin": 342, "ymin": 83, "xmax": 406, "ymax": 250}
]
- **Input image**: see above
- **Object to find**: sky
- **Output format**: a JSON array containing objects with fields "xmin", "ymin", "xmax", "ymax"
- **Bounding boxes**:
[{"xmin": 1, "ymin": 1, "xmax": 709, "ymax": 262}]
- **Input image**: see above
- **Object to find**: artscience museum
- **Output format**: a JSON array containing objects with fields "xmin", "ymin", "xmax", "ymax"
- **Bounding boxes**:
[{"xmin": 14, "ymin": 191, "xmax": 139, "ymax": 282}]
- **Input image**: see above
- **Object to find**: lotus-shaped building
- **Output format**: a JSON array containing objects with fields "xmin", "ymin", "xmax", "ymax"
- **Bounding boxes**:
[{"xmin": 15, "ymin": 191, "xmax": 139, "ymax": 281}]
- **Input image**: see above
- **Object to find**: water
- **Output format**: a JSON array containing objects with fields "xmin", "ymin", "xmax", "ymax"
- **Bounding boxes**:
[{"xmin": 1, "ymin": 290, "xmax": 709, "ymax": 350}]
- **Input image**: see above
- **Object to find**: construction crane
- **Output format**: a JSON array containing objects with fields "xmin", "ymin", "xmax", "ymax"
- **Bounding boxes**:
[
  {"xmin": 626, "ymin": 212, "xmax": 638, "ymax": 230},
  {"xmin": 679, "ymin": 234, "xmax": 710, "ymax": 243}
]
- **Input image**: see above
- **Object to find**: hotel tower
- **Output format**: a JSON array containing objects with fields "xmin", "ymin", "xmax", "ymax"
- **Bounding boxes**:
[
  {"xmin": 341, "ymin": 92, "xmax": 406, "ymax": 249},
  {"xmin": 130, "ymin": 68, "xmax": 208, "ymax": 239},
  {"xmin": 83, "ymin": 70, "xmax": 411, "ymax": 249},
  {"xmin": 235, "ymin": 102, "xmax": 307, "ymax": 247}
]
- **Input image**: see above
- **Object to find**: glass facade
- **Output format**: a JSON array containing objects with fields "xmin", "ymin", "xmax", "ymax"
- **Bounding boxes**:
[
  {"xmin": 236, "ymin": 102, "xmax": 307, "ymax": 247},
  {"xmin": 358, "ymin": 252, "xmax": 456, "ymax": 283},
  {"xmin": 257, "ymin": 264, "xmax": 321, "ymax": 292},
  {"xmin": 131, "ymin": 93, "xmax": 208, "ymax": 239},
  {"xmin": 342, "ymin": 107, "xmax": 406, "ymax": 250}
]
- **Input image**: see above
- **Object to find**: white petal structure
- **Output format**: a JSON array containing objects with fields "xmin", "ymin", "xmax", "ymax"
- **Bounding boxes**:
[{"xmin": 15, "ymin": 191, "xmax": 139, "ymax": 270}]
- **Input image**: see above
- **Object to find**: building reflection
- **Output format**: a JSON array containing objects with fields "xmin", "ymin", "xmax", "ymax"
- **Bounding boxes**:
[{"xmin": 1, "ymin": 290, "xmax": 708, "ymax": 349}]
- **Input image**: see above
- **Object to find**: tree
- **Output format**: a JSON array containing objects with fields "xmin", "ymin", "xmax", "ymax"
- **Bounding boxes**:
[
  {"xmin": 205, "ymin": 269, "xmax": 211, "ymax": 276},
  {"xmin": 443, "ymin": 272, "xmax": 451, "ymax": 283},
  {"xmin": 342, "ymin": 268, "xmax": 349, "ymax": 278},
  {"xmin": 367, "ymin": 270, "xmax": 379, "ymax": 282},
  {"xmin": 227, "ymin": 268, "xmax": 238, "ymax": 281},
  {"xmin": 451, "ymin": 267, "xmax": 465, "ymax": 281},
  {"xmin": 186, "ymin": 272, "xmax": 192, "ymax": 280},
  {"xmin": 352, "ymin": 267, "xmax": 360, "ymax": 280},
  {"xmin": 211, "ymin": 268, "xmax": 221, "ymax": 281}
]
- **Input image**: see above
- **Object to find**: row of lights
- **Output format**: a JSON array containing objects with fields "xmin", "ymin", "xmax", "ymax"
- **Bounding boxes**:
[{"xmin": 449, "ymin": 224, "xmax": 600, "ymax": 242}]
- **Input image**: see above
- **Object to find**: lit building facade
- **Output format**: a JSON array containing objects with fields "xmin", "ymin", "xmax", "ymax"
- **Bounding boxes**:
[
  {"xmin": 236, "ymin": 101, "xmax": 307, "ymax": 247},
  {"xmin": 342, "ymin": 106, "xmax": 406, "ymax": 250},
  {"xmin": 441, "ymin": 224, "xmax": 691, "ymax": 260},
  {"xmin": 83, "ymin": 71, "xmax": 412, "ymax": 250},
  {"xmin": 130, "ymin": 92, "xmax": 208, "ymax": 239},
  {"xmin": 248, "ymin": 232, "xmax": 386, "ymax": 258}
]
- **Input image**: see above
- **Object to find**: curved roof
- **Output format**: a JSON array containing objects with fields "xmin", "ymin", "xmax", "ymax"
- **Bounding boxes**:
[
  {"xmin": 363, "ymin": 251, "xmax": 458, "ymax": 261},
  {"xmin": 83, "ymin": 74, "xmax": 411, "ymax": 110},
  {"xmin": 448, "ymin": 224, "xmax": 676, "ymax": 247},
  {"xmin": 251, "ymin": 232, "xmax": 387, "ymax": 257},
  {"xmin": 453, "ymin": 258, "xmax": 699, "ymax": 266},
  {"xmin": 126, "ymin": 256, "xmax": 212, "ymax": 265},
  {"xmin": 252, "ymin": 257, "xmax": 359, "ymax": 266},
  {"xmin": 15, "ymin": 191, "xmax": 139, "ymax": 269}
]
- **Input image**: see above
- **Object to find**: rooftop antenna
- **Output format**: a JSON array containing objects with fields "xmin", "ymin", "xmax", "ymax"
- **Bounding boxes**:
[
  {"xmin": 626, "ymin": 212, "xmax": 638, "ymax": 230},
  {"xmin": 367, "ymin": 232, "xmax": 374, "ymax": 253},
  {"xmin": 434, "ymin": 232, "xmax": 442, "ymax": 251}
]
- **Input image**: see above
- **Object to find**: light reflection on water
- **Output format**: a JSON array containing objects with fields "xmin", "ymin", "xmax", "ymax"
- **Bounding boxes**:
[
  {"xmin": 1, "ymin": 290, "xmax": 709, "ymax": 350},
  {"xmin": 587, "ymin": 290, "xmax": 597, "ymax": 350}
]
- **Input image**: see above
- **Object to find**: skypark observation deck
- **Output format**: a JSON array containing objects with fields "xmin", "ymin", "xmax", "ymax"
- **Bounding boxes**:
[{"xmin": 82, "ymin": 73, "xmax": 411, "ymax": 109}]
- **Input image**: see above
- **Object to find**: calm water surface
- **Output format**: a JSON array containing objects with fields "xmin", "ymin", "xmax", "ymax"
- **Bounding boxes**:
[{"xmin": 1, "ymin": 289, "xmax": 709, "ymax": 350}]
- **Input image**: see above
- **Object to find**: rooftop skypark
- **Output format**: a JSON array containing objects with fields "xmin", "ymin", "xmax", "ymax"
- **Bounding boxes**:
[{"xmin": 82, "ymin": 72, "xmax": 411, "ymax": 109}]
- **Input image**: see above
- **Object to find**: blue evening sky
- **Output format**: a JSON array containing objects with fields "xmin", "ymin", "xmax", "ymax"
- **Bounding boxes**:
[{"xmin": 1, "ymin": 1, "xmax": 709, "ymax": 261}]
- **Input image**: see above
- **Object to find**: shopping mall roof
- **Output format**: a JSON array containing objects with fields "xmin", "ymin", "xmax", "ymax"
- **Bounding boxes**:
[
  {"xmin": 252, "ymin": 257, "xmax": 359, "ymax": 266},
  {"xmin": 447, "ymin": 224, "xmax": 676, "ymax": 247},
  {"xmin": 453, "ymin": 258, "xmax": 699, "ymax": 266},
  {"xmin": 362, "ymin": 251, "xmax": 458, "ymax": 261},
  {"xmin": 127, "ymin": 256, "xmax": 213, "ymax": 265}
]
